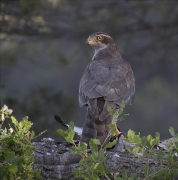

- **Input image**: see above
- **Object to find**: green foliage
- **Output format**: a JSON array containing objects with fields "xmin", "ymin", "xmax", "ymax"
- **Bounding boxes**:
[
  {"xmin": 0, "ymin": 105, "xmax": 42, "ymax": 180},
  {"xmin": 108, "ymin": 124, "xmax": 116, "ymax": 136},
  {"xmin": 104, "ymin": 138, "xmax": 118, "ymax": 149},
  {"xmin": 70, "ymin": 141, "xmax": 88, "ymax": 157},
  {"xmin": 70, "ymin": 138, "xmax": 109, "ymax": 180},
  {"xmin": 57, "ymin": 122, "xmax": 75, "ymax": 145},
  {"xmin": 126, "ymin": 129, "xmax": 160, "ymax": 150},
  {"xmin": 57, "ymin": 101, "xmax": 178, "ymax": 180},
  {"xmin": 169, "ymin": 126, "xmax": 176, "ymax": 137},
  {"xmin": 108, "ymin": 101, "xmax": 129, "ymax": 124},
  {"xmin": 73, "ymin": 139, "xmax": 109, "ymax": 180},
  {"xmin": 4, "ymin": 87, "xmax": 76, "ymax": 141},
  {"xmin": 115, "ymin": 170, "xmax": 139, "ymax": 180},
  {"xmin": 103, "ymin": 101, "xmax": 128, "ymax": 149},
  {"xmin": 57, "ymin": 102, "xmax": 130, "ymax": 179},
  {"xmin": 167, "ymin": 127, "xmax": 178, "ymax": 169},
  {"xmin": 124, "ymin": 127, "xmax": 178, "ymax": 180},
  {"xmin": 58, "ymin": 125, "xmax": 110, "ymax": 179},
  {"xmin": 104, "ymin": 124, "xmax": 119, "ymax": 150}
]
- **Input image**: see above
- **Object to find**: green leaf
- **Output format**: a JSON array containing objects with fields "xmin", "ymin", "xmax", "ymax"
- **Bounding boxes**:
[
  {"xmin": 148, "ymin": 150, "xmax": 155, "ymax": 159},
  {"xmin": 104, "ymin": 138, "xmax": 118, "ymax": 149},
  {"xmin": 141, "ymin": 165, "xmax": 148, "ymax": 175},
  {"xmin": 128, "ymin": 177, "xmax": 134, "ymax": 180},
  {"xmin": 57, "ymin": 122, "xmax": 75, "ymax": 144},
  {"xmin": 68, "ymin": 121, "xmax": 74, "ymax": 130},
  {"xmin": 92, "ymin": 138, "xmax": 101, "ymax": 145},
  {"xmin": 169, "ymin": 126, "xmax": 175, "ymax": 137},
  {"xmin": 155, "ymin": 132, "xmax": 160, "ymax": 139},
  {"xmin": 140, "ymin": 136, "xmax": 147, "ymax": 146},
  {"xmin": 7, "ymin": 165, "xmax": 18, "ymax": 175},
  {"xmin": 94, "ymin": 163, "xmax": 99, "ymax": 169},
  {"xmin": 70, "ymin": 142, "xmax": 87, "ymax": 156},
  {"xmin": 145, "ymin": 133, "xmax": 160, "ymax": 148},
  {"xmin": 114, "ymin": 178, "xmax": 123, "ymax": 180},
  {"xmin": 89, "ymin": 139, "xmax": 100, "ymax": 153},
  {"xmin": 11, "ymin": 116, "xmax": 18, "ymax": 129},
  {"xmin": 151, "ymin": 132, "xmax": 160, "ymax": 146},
  {"xmin": 133, "ymin": 134, "xmax": 141, "ymax": 145},
  {"xmin": 118, "ymin": 101, "xmax": 125, "ymax": 115},
  {"xmin": 126, "ymin": 129, "xmax": 135, "ymax": 142},
  {"xmin": 119, "ymin": 114, "xmax": 129, "ymax": 121},
  {"xmin": 57, "ymin": 129, "xmax": 68, "ymax": 137},
  {"xmin": 108, "ymin": 124, "xmax": 116, "ymax": 135},
  {"xmin": 94, "ymin": 163, "xmax": 105, "ymax": 175},
  {"xmin": 107, "ymin": 107, "xmax": 115, "ymax": 115},
  {"xmin": 4, "ymin": 151, "xmax": 18, "ymax": 163},
  {"xmin": 150, "ymin": 138, "xmax": 159, "ymax": 147},
  {"xmin": 121, "ymin": 169, "xmax": 128, "ymax": 179},
  {"xmin": 132, "ymin": 146, "xmax": 140, "ymax": 155},
  {"xmin": 95, "ymin": 149, "xmax": 106, "ymax": 162},
  {"xmin": 65, "ymin": 132, "xmax": 75, "ymax": 143},
  {"xmin": 147, "ymin": 134, "xmax": 154, "ymax": 147},
  {"xmin": 130, "ymin": 173, "xmax": 137, "ymax": 179},
  {"xmin": 20, "ymin": 116, "xmax": 32, "ymax": 128}
]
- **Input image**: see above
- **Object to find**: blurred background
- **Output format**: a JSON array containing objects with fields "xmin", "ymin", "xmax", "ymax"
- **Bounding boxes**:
[{"xmin": 0, "ymin": 0, "xmax": 177, "ymax": 141}]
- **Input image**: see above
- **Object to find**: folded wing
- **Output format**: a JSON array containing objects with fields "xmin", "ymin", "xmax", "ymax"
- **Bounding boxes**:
[{"xmin": 79, "ymin": 60, "xmax": 135, "ymax": 107}]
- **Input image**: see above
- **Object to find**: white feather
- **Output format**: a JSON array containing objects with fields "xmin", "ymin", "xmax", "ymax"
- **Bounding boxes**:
[{"xmin": 66, "ymin": 124, "xmax": 83, "ymax": 136}]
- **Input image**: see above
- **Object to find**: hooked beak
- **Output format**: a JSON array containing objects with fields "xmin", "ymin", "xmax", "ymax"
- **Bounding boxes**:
[
  {"xmin": 85, "ymin": 39, "xmax": 89, "ymax": 46},
  {"xmin": 85, "ymin": 37, "xmax": 96, "ymax": 46}
]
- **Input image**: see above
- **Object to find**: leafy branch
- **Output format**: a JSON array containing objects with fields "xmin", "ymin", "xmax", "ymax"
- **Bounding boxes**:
[
  {"xmin": 57, "ymin": 101, "xmax": 129, "ymax": 180},
  {"xmin": 57, "ymin": 100, "xmax": 178, "ymax": 179},
  {"xmin": 123, "ymin": 127, "xmax": 178, "ymax": 180},
  {"xmin": 0, "ymin": 105, "xmax": 44, "ymax": 180}
]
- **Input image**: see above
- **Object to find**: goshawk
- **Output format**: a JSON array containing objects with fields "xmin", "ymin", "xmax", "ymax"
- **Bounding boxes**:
[{"xmin": 79, "ymin": 32, "xmax": 135, "ymax": 147}]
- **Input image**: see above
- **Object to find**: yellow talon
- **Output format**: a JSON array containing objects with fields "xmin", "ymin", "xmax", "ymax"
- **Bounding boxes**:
[{"xmin": 113, "ymin": 123, "xmax": 122, "ymax": 136}]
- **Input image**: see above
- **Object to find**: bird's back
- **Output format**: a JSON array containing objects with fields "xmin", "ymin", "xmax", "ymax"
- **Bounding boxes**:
[{"xmin": 79, "ymin": 32, "xmax": 135, "ymax": 147}]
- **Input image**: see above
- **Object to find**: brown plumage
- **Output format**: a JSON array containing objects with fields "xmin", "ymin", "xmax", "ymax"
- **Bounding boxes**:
[{"xmin": 79, "ymin": 32, "xmax": 135, "ymax": 147}]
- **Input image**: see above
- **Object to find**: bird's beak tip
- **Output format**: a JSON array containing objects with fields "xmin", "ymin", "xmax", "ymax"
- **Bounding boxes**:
[{"xmin": 85, "ymin": 39, "xmax": 89, "ymax": 46}]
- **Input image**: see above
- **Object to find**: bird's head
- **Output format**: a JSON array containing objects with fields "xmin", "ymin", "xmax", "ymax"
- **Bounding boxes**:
[{"xmin": 85, "ymin": 32, "xmax": 115, "ymax": 50}]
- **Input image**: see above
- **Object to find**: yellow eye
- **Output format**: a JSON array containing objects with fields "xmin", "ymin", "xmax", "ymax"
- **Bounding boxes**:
[{"xmin": 97, "ymin": 36, "xmax": 103, "ymax": 41}]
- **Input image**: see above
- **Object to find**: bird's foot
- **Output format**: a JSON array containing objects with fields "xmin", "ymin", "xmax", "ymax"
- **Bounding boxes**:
[{"xmin": 113, "ymin": 124, "xmax": 125, "ymax": 138}]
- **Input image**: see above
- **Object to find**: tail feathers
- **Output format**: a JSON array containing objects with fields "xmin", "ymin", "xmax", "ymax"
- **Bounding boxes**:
[
  {"xmin": 54, "ymin": 115, "xmax": 68, "ymax": 129},
  {"xmin": 54, "ymin": 115, "xmax": 82, "ymax": 136},
  {"xmin": 99, "ymin": 101, "xmax": 119, "ymax": 121},
  {"xmin": 81, "ymin": 109, "xmax": 97, "ymax": 143},
  {"xmin": 94, "ymin": 115, "xmax": 112, "ymax": 147},
  {"xmin": 81, "ymin": 105, "xmax": 112, "ymax": 147}
]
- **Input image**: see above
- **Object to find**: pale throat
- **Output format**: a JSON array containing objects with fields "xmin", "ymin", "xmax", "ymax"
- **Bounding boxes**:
[{"xmin": 92, "ymin": 44, "xmax": 109, "ymax": 60}]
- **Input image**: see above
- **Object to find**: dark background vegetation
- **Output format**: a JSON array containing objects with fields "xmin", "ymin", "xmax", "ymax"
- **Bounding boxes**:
[{"xmin": 0, "ymin": 0, "xmax": 177, "ymax": 141}]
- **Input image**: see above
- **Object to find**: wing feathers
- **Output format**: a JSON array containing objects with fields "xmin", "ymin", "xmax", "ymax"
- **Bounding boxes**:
[{"xmin": 79, "ymin": 60, "xmax": 135, "ymax": 106}]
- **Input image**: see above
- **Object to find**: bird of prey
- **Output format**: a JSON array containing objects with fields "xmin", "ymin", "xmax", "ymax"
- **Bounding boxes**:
[{"xmin": 79, "ymin": 32, "xmax": 135, "ymax": 147}]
